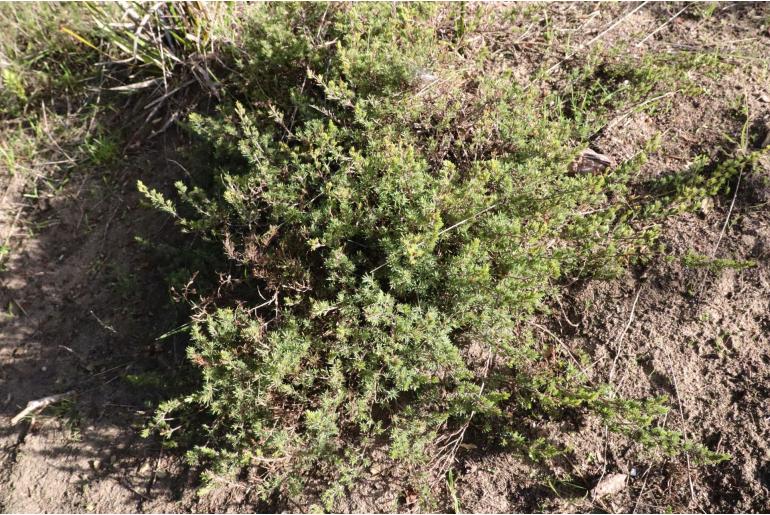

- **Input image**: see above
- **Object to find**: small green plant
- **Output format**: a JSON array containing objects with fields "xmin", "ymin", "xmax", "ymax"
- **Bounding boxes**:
[
  {"xmin": 0, "ymin": 244, "xmax": 10, "ymax": 272},
  {"xmin": 682, "ymin": 250, "xmax": 756, "ymax": 272},
  {"xmin": 692, "ymin": 2, "xmax": 719, "ymax": 19},
  {"xmin": 82, "ymin": 134, "xmax": 120, "ymax": 166},
  {"xmin": 47, "ymin": 398, "xmax": 83, "ymax": 439},
  {"xmin": 447, "ymin": 469, "xmax": 461, "ymax": 514},
  {"xmin": 643, "ymin": 151, "xmax": 762, "ymax": 217},
  {"xmin": 1, "ymin": 67, "xmax": 27, "ymax": 112}
]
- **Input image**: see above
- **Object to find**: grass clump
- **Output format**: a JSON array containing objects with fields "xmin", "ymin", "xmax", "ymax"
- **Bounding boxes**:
[
  {"xmin": 140, "ymin": 3, "xmax": 730, "ymax": 508},
  {"xmin": 59, "ymin": 1, "xmax": 232, "ymax": 138}
]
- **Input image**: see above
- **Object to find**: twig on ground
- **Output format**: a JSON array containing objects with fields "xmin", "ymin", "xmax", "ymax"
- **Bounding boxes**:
[
  {"xmin": 632, "ymin": 463, "xmax": 654, "ymax": 513},
  {"xmin": 166, "ymin": 158, "xmax": 192, "ymax": 178},
  {"xmin": 117, "ymin": 477, "xmax": 152, "ymax": 501},
  {"xmin": 437, "ymin": 203, "xmax": 499, "ymax": 237},
  {"xmin": 11, "ymin": 391, "xmax": 74, "ymax": 425},
  {"xmin": 664, "ymin": 350, "xmax": 696, "ymax": 505},
  {"xmin": 11, "ymin": 299, "xmax": 28, "ymax": 316},
  {"xmin": 369, "ymin": 202, "xmax": 500, "ymax": 275},
  {"xmin": 102, "ymin": 203, "xmax": 122, "ymax": 249},
  {"xmin": 698, "ymin": 166, "xmax": 743, "ymax": 298},
  {"xmin": 541, "ymin": 2, "xmax": 649, "ymax": 77},
  {"xmin": 598, "ymin": 424, "xmax": 610, "ymax": 480},
  {"xmin": 145, "ymin": 448, "xmax": 163, "ymax": 498},
  {"xmin": 608, "ymin": 286, "xmax": 643, "ymax": 384},
  {"xmin": 529, "ymin": 321, "xmax": 589, "ymax": 375},
  {"xmin": 2, "ymin": 206, "xmax": 24, "ymax": 248},
  {"xmin": 40, "ymin": 100, "xmax": 77, "ymax": 164},
  {"xmin": 142, "ymin": 79, "xmax": 196, "ymax": 111},
  {"xmin": 598, "ymin": 91, "xmax": 680, "ymax": 137},
  {"xmin": 90, "ymin": 309, "xmax": 118, "ymax": 334},
  {"xmin": 555, "ymin": 294, "xmax": 580, "ymax": 328},
  {"xmin": 430, "ymin": 350, "xmax": 493, "ymax": 482},
  {"xmin": 636, "ymin": 4, "xmax": 690, "ymax": 47}
]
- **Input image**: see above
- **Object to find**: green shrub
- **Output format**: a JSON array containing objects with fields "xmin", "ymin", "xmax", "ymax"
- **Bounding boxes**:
[{"xmin": 143, "ymin": 3, "xmax": 730, "ymax": 507}]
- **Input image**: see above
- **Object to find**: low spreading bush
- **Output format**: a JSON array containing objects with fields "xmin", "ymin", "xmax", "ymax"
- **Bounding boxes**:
[{"xmin": 140, "ymin": 3, "xmax": 734, "ymax": 508}]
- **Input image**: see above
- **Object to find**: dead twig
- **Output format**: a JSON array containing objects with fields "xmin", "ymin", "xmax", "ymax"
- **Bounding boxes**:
[
  {"xmin": 608, "ymin": 286, "xmax": 643, "ymax": 384},
  {"xmin": 2, "ymin": 206, "xmax": 24, "ymax": 248},
  {"xmin": 697, "ymin": 166, "xmax": 743, "ymax": 298},
  {"xmin": 632, "ymin": 463, "xmax": 654, "ymax": 513},
  {"xmin": 664, "ymin": 350, "xmax": 696, "ymax": 505},
  {"xmin": 609, "ymin": 287, "xmax": 642, "ymax": 383},
  {"xmin": 555, "ymin": 294, "xmax": 580, "ymax": 328},
  {"xmin": 11, "ymin": 299, "xmax": 28, "ymax": 316},
  {"xmin": 529, "ymin": 321, "xmax": 589, "ymax": 376},
  {"xmin": 697, "ymin": 96, "xmax": 753, "ymax": 298},
  {"xmin": 11, "ymin": 391, "xmax": 74, "ymax": 425},
  {"xmin": 636, "ymin": 4, "xmax": 690, "ymax": 47},
  {"xmin": 541, "ymin": 2, "xmax": 649, "ymax": 78},
  {"xmin": 598, "ymin": 90, "xmax": 680, "ymax": 137},
  {"xmin": 117, "ymin": 477, "xmax": 152, "ymax": 501},
  {"xmin": 430, "ymin": 350, "xmax": 493, "ymax": 482},
  {"xmin": 90, "ymin": 309, "xmax": 118, "ymax": 334}
]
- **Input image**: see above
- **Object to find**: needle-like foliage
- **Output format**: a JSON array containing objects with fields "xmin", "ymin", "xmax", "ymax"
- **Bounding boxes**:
[{"xmin": 140, "ymin": 3, "xmax": 737, "ymax": 508}]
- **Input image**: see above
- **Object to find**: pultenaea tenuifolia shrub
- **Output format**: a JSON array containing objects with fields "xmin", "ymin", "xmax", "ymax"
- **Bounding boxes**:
[{"xmin": 141, "ymin": 3, "xmax": 732, "ymax": 506}]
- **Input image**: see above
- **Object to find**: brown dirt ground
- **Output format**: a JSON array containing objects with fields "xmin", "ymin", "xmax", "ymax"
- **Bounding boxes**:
[{"xmin": 1, "ymin": 2, "xmax": 769, "ymax": 513}]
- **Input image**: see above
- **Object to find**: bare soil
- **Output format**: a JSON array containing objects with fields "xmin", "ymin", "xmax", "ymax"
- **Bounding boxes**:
[{"xmin": 1, "ymin": 3, "xmax": 769, "ymax": 513}]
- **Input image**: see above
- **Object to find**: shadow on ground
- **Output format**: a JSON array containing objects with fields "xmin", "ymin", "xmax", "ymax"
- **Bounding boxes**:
[{"xmin": 0, "ymin": 133, "xmax": 216, "ymax": 512}]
